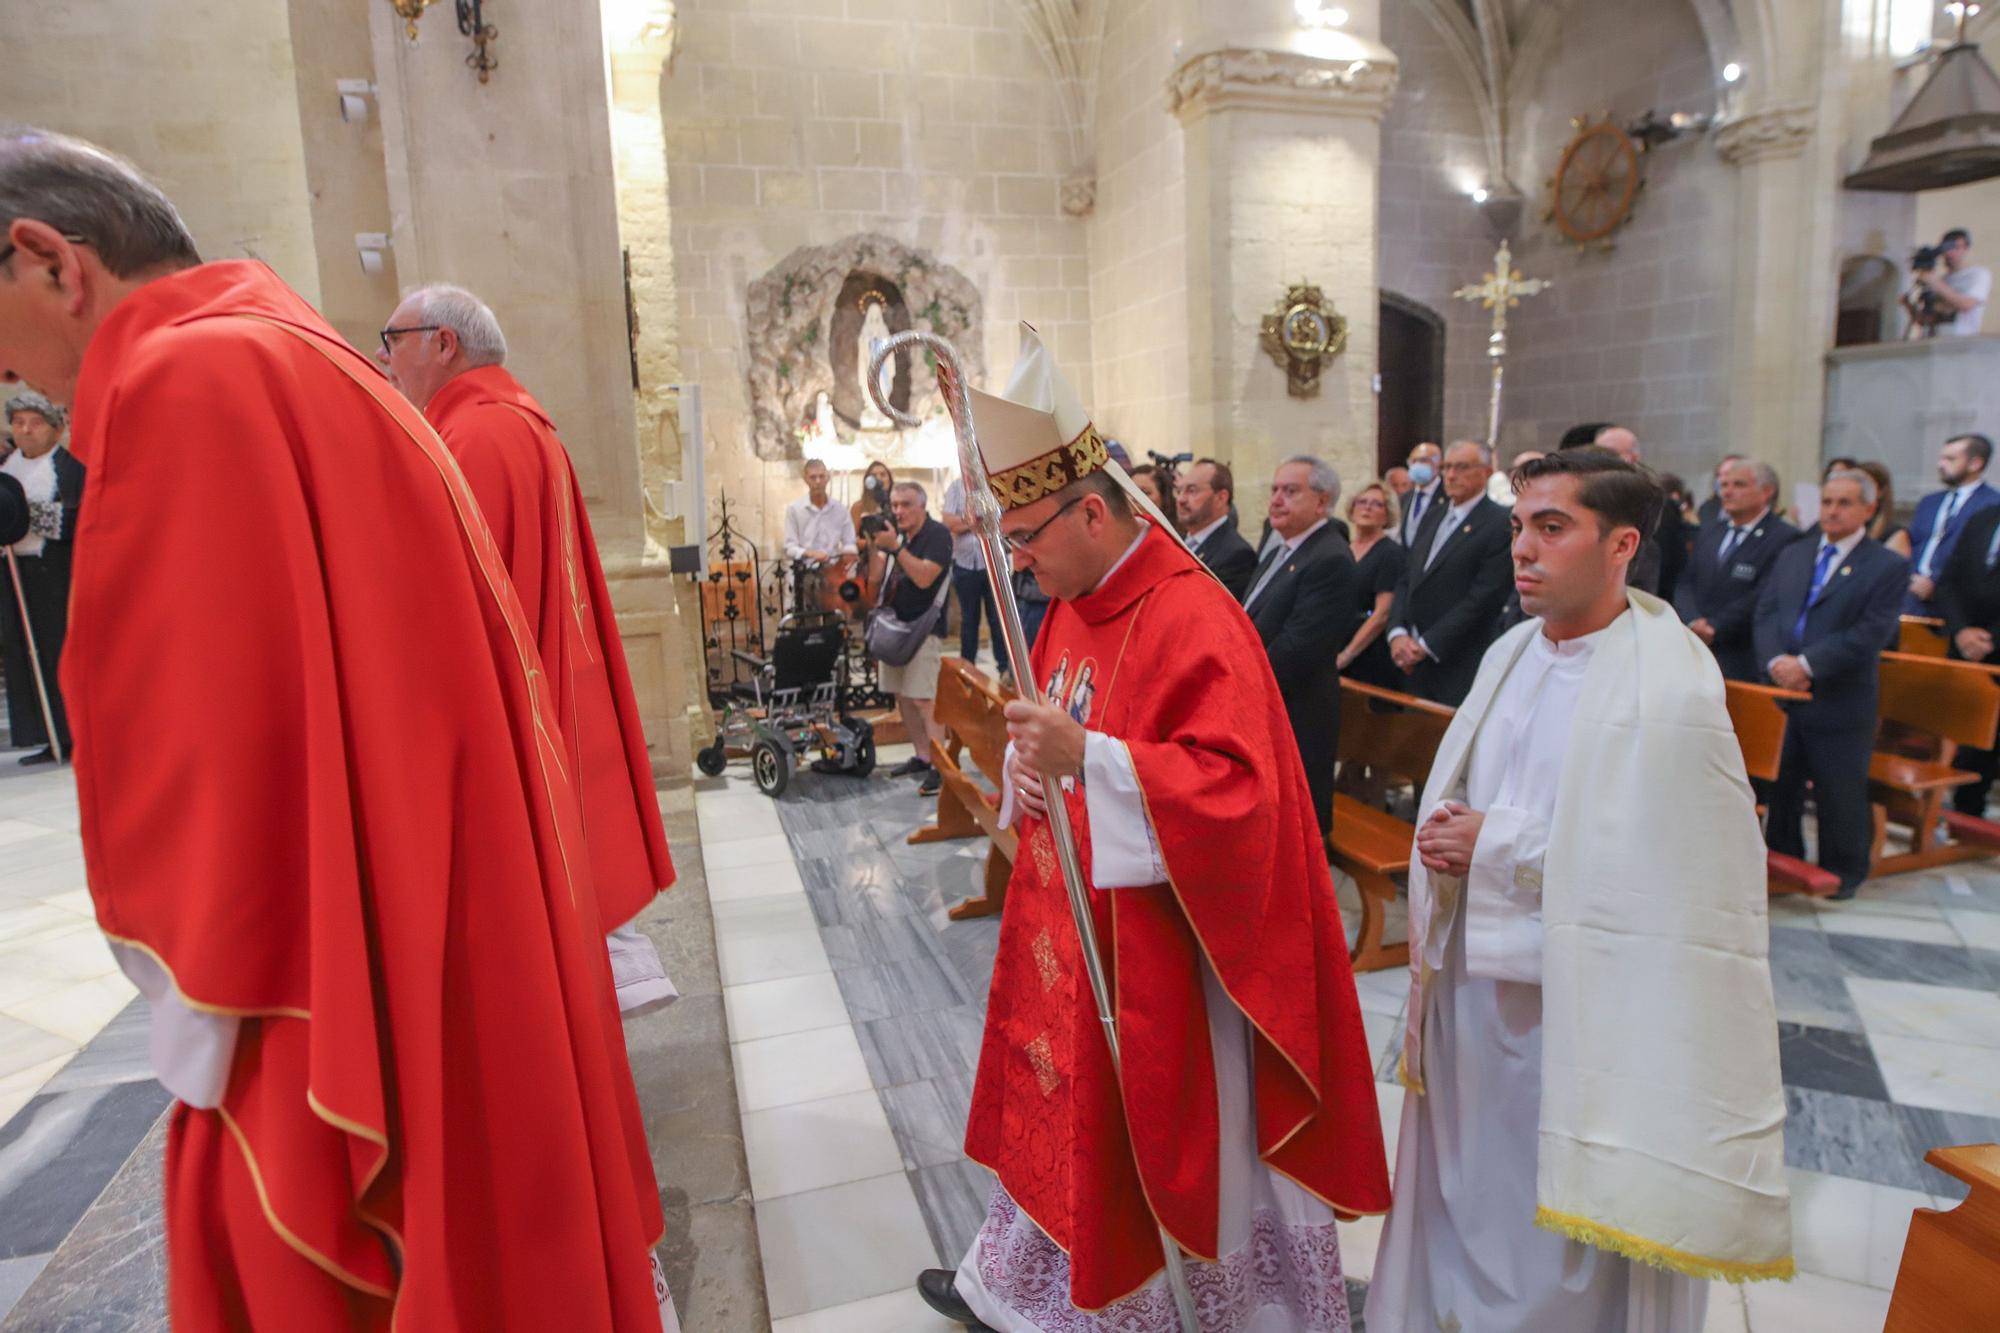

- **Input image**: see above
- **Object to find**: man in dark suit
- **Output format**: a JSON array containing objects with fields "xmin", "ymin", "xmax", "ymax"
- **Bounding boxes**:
[
  {"xmin": 1676, "ymin": 458, "xmax": 1799, "ymax": 681},
  {"xmin": 1396, "ymin": 441, "xmax": 1443, "ymax": 546},
  {"xmin": 1243, "ymin": 455, "xmax": 1356, "ymax": 836},
  {"xmin": 1386, "ymin": 440, "xmax": 1513, "ymax": 706},
  {"xmin": 1755, "ymin": 468, "xmax": 1907, "ymax": 898},
  {"xmin": 1569, "ymin": 423, "xmax": 1682, "ymax": 597},
  {"xmin": 1696, "ymin": 454, "xmax": 1745, "ymax": 528},
  {"xmin": 1175, "ymin": 457, "xmax": 1256, "ymax": 598},
  {"xmin": 1936, "ymin": 499, "xmax": 2000, "ymax": 816},
  {"xmin": 1903, "ymin": 432, "xmax": 1998, "ymax": 615}
]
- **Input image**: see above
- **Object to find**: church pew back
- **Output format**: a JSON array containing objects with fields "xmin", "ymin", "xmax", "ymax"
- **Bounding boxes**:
[
  {"xmin": 1724, "ymin": 680, "xmax": 1804, "ymax": 783},
  {"xmin": 1898, "ymin": 616, "xmax": 1950, "ymax": 658},
  {"xmin": 1336, "ymin": 678, "xmax": 1456, "ymax": 790},
  {"xmin": 1877, "ymin": 651, "xmax": 2000, "ymax": 750}
]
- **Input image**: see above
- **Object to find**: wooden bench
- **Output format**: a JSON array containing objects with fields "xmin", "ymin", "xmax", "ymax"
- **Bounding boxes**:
[
  {"xmin": 1330, "ymin": 679, "xmax": 1455, "ymax": 974},
  {"xmin": 1899, "ymin": 615, "xmax": 1950, "ymax": 658},
  {"xmin": 909, "ymin": 656, "xmax": 1017, "ymax": 919},
  {"xmin": 1724, "ymin": 680, "xmax": 1842, "ymax": 897},
  {"xmin": 1869, "ymin": 651, "xmax": 2000, "ymax": 876},
  {"xmin": 1886, "ymin": 1143, "xmax": 2000, "ymax": 1331}
]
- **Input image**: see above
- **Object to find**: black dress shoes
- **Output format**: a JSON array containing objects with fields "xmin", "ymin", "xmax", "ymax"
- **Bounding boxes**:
[
  {"xmin": 916, "ymin": 1269, "xmax": 996, "ymax": 1330},
  {"xmin": 18, "ymin": 747, "xmax": 56, "ymax": 766}
]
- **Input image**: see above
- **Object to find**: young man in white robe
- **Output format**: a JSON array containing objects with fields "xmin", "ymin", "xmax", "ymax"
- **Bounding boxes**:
[{"xmin": 1367, "ymin": 448, "xmax": 1793, "ymax": 1333}]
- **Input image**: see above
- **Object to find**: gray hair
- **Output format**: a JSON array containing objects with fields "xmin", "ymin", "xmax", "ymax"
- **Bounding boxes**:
[
  {"xmin": 0, "ymin": 128, "xmax": 199, "ymax": 278},
  {"xmin": 1722, "ymin": 457, "xmax": 1780, "ymax": 496},
  {"xmin": 1281, "ymin": 454, "xmax": 1342, "ymax": 507},
  {"xmin": 891, "ymin": 479, "xmax": 927, "ymax": 507},
  {"xmin": 1449, "ymin": 439, "xmax": 1494, "ymax": 466},
  {"xmin": 5, "ymin": 389, "xmax": 64, "ymax": 430},
  {"xmin": 1825, "ymin": 467, "xmax": 1878, "ymax": 505},
  {"xmin": 405, "ymin": 283, "xmax": 507, "ymax": 368},
  {"xmin": 802, "ymin": 457, "xmax": 827, "ymax": 473}
]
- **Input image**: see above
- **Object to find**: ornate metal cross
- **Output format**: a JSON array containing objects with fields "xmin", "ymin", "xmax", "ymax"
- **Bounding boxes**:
[{"xmin": 1453, "ymin": 239, "xmax": 1551, "ymax": 446}]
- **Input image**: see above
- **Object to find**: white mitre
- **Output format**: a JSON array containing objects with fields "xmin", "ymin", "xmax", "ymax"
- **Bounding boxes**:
[{"xmin": 966, "ymin": 323, "xmax": 1109, "ymax": 512}]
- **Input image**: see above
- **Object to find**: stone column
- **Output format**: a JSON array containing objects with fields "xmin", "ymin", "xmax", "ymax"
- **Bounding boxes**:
[
  {"xmin": 369, "ymin": 0, "xmax": 696, "ymax": 771},
  {"xmin": 1169, "ymin": 4, "xmax": 1398, "ymax": 497},
  {"xmin": 1716, "ymin": 102, "xmax": 1822, "ymax": 490}
]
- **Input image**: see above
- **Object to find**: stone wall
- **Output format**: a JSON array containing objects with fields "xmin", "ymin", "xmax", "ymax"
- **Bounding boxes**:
[
  {"xmin": 1495, "ymin": 0, "xmax": 1735, "ymax": 483},
  {"xmin": 1085, "ymin": 0, "xmax": 1190, "ymax": 460},
  {"xmin": 3, "ymin": 0, "xmax": 321, "ymax": 304},
  {"xmin": 661, "ymin": 0, "xmax": 1093, "ymax": 546},
  {"xmin": 1377, "ymin": 1, "xmax": 1506, "ymax": 455}
]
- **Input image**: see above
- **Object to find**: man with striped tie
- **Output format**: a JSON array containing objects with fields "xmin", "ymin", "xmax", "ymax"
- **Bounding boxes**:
[
  {"xmin": 1904, "ymin": 433, "xmax": 1998, "ymax": 615},
  {"xmin": 1755, "ymin": 468, "xmax": 1908, "ymax": 898}
]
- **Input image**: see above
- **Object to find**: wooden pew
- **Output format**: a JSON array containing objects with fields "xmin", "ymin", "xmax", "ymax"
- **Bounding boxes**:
[
  {"xmin": 1899, "ymin": 615, "xmax": 1950, "ymax": 658},
  {"xmin": 909, "ymin": 656, "xmax": 1018, "ymax": 919},
  {"xmin": 1885, "ymin": 1143, "xmax": 2000, "ymax": 1331},
  {"xmin": 1724, "ymin": 680, "xmax": 1842, "ymax": 897},
  {"xmin": 1330, "ymin": 679, "xmax": 1455, "ymax": 974},
  {"xmin": 1869, "ymin": 651, "xmax": 2000, "ymax": 876}
]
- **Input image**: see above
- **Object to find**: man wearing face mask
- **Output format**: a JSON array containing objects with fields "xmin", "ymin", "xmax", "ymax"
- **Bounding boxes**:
[{"xmin": 1398, "ymin": 442, "xmax": 1443, "ymax": 546}]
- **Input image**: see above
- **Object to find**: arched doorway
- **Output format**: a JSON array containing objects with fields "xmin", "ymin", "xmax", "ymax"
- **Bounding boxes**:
[{"xmin": 1378, "ymin": 292, "xmax": 1445, "ymax": 476}]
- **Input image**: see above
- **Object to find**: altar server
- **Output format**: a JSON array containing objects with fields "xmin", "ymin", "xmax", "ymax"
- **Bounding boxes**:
[
  {"xmin": 0, "ymin": 129, "xmax": 675, "ymax": 1331},
  {"xmin": 1368, "ymin": 449, "xmax": 1792, "ymax": 1333},
  {"xmin": 915, "ymin": 325, "xmax": 1390, "ymax": 1332}
]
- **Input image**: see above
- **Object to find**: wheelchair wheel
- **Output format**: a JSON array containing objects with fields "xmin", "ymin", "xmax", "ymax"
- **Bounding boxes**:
[
  {"xmin": 695, "ymin": 743, "xmax": 728, "ymax": 777},
  {"xmin": 850, "ymin": 731, "xmax": 877, "ymax": 778},
  {"xmin": 751, "ymin": 739, "xmax": 792, "ymax": 797}
]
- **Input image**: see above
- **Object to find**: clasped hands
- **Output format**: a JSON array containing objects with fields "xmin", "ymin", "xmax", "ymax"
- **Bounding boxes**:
[
  {"xmin": 1002, "ymin": 699, "xmax": 1086, "ymax": 821},
  {"xmin": 1389, "ymin": 635, "xmax": 1427, "ymax": 673},
  {"xmin": 1957, "ymin": 627, "xmax": 1995, "ymax": 662},
  {"xmin": 1416, "ymin": 801, "xmax": 1484, "ymax": 879}
]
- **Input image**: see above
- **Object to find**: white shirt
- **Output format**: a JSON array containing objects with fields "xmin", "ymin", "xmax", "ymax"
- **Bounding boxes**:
[
  {"xmin": 1, "ymin": 449, "xmax": 57, "ymax": 557},
  {"xmin": 1943, "ymin": 264, "xmax": 1992, "ymax": 336},
  {"xmin": 1243, "ymin": 517, "xmax": 1329, "ymax": 611},
  {"xmin": 941, "ymin": 478, "xmax": 984, "ymax": 570},
  {"xmin": 1424, "ymin": 495, "xmax": 1480, "ymax": 569},
  {"xmin": 1400, "ymin": 481, "xmax": 1442, "ymax": 544},
  {"xmin": 1184, "ymin": 513, "xmax": 1231, "ymax": 549},
  {"xmin": 782, "ymin": 495, "xmax": 857, "ymax": 562},
  {"xmin": 1917, "ymin": 479, "xmax": 1988, "ymax": 577},
  {"xmin": 1452, "ymin": 621, "xmax": 1610, "ymax": 982},
  {"xmin": 1716, "ymin": 506, "xmax": 1773, "ymax": 559}
]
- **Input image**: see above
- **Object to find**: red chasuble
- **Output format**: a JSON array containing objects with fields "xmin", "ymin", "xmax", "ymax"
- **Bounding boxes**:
[
  {"xmin": 424, "ymin": 366, "xmax": 673, "ymax": 930},
  {"xmin": 962, "ymin": 524, "xmax": 1391, "ymax": 1310},
  {"xmin": 62, "ymin": 262, "xmax": 665, "ymax": 1331}
]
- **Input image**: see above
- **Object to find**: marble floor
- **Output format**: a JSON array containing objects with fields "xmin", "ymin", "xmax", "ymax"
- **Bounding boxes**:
[
  {"xmin": 0, "ymin": 751, "xmax": 146, "ymax": 1322},
  {"xmin": 704, "ymin": 737, "xmax": 2000, "ymax": 1333}
]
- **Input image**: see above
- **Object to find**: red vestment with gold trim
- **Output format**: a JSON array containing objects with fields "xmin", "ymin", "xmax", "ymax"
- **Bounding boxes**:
[
  {"xmin": 425, "ymin": 366, "xmax": 673, "ymax": 930},
  {"xmin": 962, "ymin": 524, "xmax": 1391, "ymax": 1311},
  {"xmin": 63, "ymin": 262, "xmax": 666, "ymax": 1331}
]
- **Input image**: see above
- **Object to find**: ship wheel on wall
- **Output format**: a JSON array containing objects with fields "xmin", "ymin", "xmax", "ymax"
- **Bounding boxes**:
[{"xmin": 1544, "ymin": 115, "xmax": 1643, "ymax": 252}]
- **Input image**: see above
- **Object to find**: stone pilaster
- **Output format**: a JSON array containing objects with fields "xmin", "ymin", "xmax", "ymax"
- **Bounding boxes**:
[
  {"xmin": 369, "ymin": 0, "xmax": 697, "ymax": 772},
  {"xmin": 1170, "ymin": 25, "xmax": 1398, "ymax": 499},
  {"xmin": 1716, "ymin": 101, "xmax": 1823, "ymax": 491}
]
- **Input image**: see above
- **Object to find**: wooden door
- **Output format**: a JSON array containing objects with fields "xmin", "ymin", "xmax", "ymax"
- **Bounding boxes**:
[{"xmin": 1378, "ymin": 292, "xmax": 1444, "ymax": 476}]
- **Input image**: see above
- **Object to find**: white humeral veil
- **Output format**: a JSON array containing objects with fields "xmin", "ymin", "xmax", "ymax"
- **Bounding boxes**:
[{"xmin": 1370, "ymin": 592, "xmax": 1791, "ymax": 1332}]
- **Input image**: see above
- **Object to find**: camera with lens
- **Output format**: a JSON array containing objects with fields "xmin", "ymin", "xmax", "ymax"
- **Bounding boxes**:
[
  {"xmin": 1913, "ymin": 243, "xmax": 1945, "ymax": 272},
  {"xmin": 858, "ymin": 512, "xmax": 893, "ymax": 541}
]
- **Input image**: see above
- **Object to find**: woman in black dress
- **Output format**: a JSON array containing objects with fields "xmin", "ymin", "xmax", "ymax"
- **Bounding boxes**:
[{"xmin": 1337, "ymin": 482, "xmax": 1408, "ymax": 689}]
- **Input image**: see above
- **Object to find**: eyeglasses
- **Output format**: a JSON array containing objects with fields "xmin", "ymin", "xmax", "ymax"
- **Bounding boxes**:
[
  {"xmin": 0, "ymin": 233, "xmax": 91, "ymax": 270},
  {"xmin": 379, "ymin": 324, "xmax": 440, "ymax": 354},
  {"xmin": 1003, "ymin": 495, "xmax": 1086, "ymax": 551}
]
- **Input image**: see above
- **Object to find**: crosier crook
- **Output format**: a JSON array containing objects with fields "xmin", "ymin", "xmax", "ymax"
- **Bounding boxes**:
[{"xmin": 867, "ymin": 331, "xmax": 1202, "ymax": 1333}]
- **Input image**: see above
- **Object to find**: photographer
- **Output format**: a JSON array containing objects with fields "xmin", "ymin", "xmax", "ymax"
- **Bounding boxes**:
[
  {"xmin": 1905, "ymin": 229, "xmax": 1991, "ymax": 337},
  {"xmin": 867, "ymin": 481, "xmax": 953, "ymax": 795}
]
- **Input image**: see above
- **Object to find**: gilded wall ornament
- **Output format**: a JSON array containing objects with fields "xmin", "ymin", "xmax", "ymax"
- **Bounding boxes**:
[{"xmin": 1259, "ymin": 283, "xmax": 1347, "ymax": 397}]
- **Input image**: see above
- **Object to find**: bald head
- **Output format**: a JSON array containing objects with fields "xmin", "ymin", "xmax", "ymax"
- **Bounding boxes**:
[{"xmin": 1594, "ymin": 425, "xmax": 1640, "ymax": 464}]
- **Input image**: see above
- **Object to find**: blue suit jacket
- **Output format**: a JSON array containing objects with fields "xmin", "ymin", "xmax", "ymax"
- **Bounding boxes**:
[
  {"xmin": 1675, "ymin": 512, "xmax": 1800, "ymax": 681},
  {"xmin": 1754, "ymin": 535, "xmax": 1907, "ymax": 729},
  {"xmin": 1906, "ymin": 482, "xmax": 2000, "ymax": 612}
]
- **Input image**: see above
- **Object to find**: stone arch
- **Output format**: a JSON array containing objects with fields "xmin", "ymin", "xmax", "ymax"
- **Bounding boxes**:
[{"xmin": 1835, "ymin": 254, "xmax": 1901, "ymax": 346}]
